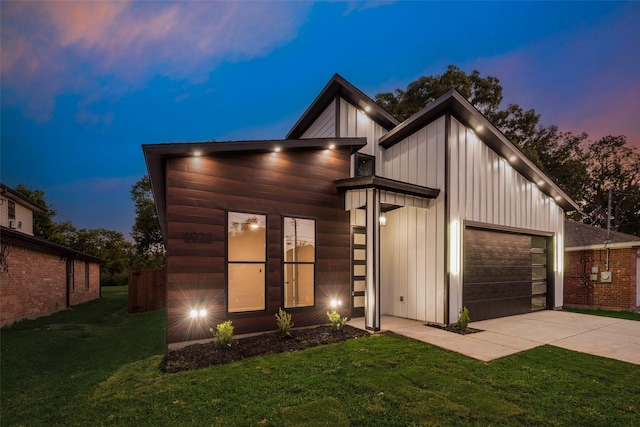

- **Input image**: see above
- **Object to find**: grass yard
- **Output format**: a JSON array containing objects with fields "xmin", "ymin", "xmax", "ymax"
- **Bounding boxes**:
[
  {"xmin": 2, "ymin": 288, "xmax": 639, "ymax": 426},
  {"xmin": 564, "ymin": 307, "xmax": 640, "ymax": 321}
]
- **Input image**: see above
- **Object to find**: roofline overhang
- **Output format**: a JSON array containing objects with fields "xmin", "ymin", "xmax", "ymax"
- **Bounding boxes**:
[
  {"xmin": 335, "ymin": 175, "xmax": 440, "ymax": 200},
  {"xmin": 0, "ymin": 226, "xmax": 105, "ymax": 264},
  {"xmin": 0, "ymin": 183, "xmax": 47, "ymax": 213},
  {"xmin": 286, "ymin": 73, "xmax": 400, "ymax": 139},
  {"xmin": 143, "ymin": 137, "xmax": 368, "ymax": 244},
  {"xmin": 378, "ymin": 89, "xmax": 580, "ymax": 212},
  {"xmin": 565, "ymin": 241, "xmax": 640, "ymax": 251}
]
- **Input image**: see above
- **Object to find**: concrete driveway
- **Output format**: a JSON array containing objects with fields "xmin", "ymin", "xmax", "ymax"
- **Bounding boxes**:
[{"xmin": 366, "ymin": 311, "xmax": 640, "ymax": 364}]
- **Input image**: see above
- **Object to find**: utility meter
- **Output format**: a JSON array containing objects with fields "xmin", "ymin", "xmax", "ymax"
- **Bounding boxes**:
[{"xmin": 601, "ymin": 271, "xmax": 612, "ymax": 283}]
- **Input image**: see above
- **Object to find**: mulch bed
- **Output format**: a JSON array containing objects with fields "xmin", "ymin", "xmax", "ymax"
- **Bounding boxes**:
[
  {"xmin": 427, "ymin": 323, "xmax": 483, "ymax": 335},
  {"xmin": 159, "ymin": 325, "xmax": 371, "ymax": 374}
]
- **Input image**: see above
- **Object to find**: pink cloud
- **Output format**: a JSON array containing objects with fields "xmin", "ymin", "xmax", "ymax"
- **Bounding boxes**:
[
  {"xmin": 0, "ymin": 1, "xmax": 311, "ymax": 122},
  {"xmin": 470, "ymin": 4, "xmax": 640, "ymax": 150}
]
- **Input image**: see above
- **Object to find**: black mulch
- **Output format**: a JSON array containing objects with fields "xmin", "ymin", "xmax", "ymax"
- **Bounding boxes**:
[
  {"xmin": 159, "ymin": 325, "xmax": 371, "ymax": 374},
  {"xmin": 427, "ymin": 323, "xmax": 483, "ymax": 335}
]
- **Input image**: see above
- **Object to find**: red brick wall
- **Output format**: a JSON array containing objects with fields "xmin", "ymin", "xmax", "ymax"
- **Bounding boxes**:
[
  {"xmin": 0, "ymin": 243, "xmax": 101, "ymax": 327},
  {"xmin": 564, "ymin": 247, "xmax": 638, "ymax": 310}
]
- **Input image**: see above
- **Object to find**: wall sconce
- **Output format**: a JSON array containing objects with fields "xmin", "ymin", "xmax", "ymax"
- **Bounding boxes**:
[
  {"xmin": 249, "ymin": 217, "xmax": 259, "ymax": 230},
  {"xmin": 379, "ymin": 212, "xmax": 387, "ymax": 226},
  {"xmin": 189, "ymin": 308, "xmax": 207, "ymax": 319},
  {"xmin": 330, "ymin": 299, "xmax": 341, "ymax": 309}
]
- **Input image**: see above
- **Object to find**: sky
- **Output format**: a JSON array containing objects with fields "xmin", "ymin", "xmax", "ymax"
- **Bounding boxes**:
[{"xmin": 2, "ymin": 1, "xmax": 639, "ymax": 239}]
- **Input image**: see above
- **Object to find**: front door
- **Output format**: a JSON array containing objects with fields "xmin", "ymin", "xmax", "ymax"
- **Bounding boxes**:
[{"xmin": 351, "ymin": 226, "xmax": 366, "ymax": 317}]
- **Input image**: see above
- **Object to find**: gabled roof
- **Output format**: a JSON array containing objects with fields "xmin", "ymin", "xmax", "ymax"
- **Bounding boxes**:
[
  {"xmin": 378, "ymin": 89, "xmax": 580, "ymax": 212},
  {"xmin": 143, "ymin": 137, "xmax": 367, "ymax": 240},
  {"xmin": 565, "ymin": 219, "xmax": 640, "ymax": 250},
  {"xmin": 286, "ymin": 73, "xmax": 400, "ymax": 139}
]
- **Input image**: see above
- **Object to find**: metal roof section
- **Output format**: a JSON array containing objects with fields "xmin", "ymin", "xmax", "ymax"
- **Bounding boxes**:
[
  {"xmin": 335, "ymin": 175, "xmax": 440, "ymax": 200},
  {"xmin": 378, "ymin": 89, "xmax": 580, "ymax": 212},
  {"xmin": 286, "ymin": 73, "xmax": 400, "ymax": 139},
  {"xmin": 565, "ymin": 219, "xmax": 640, "ymax": 250},
  {"xmin": 143, "ymin": 137, "xmax": 368, "ymax": 241}
]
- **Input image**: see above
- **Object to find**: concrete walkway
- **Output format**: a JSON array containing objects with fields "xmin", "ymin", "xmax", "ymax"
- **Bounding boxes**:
[{"xmin": 348, "ymin": 311, "xmax": 640, "ymax": 365}]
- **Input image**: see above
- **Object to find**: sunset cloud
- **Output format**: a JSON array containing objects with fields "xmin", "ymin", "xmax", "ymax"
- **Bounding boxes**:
[{"xmin": 0, "ymin": 1, "xmax": 311, "ymax": 122}]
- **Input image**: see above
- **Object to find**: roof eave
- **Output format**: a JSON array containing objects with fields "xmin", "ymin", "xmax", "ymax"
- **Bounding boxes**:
[
  {"xmin": 379, "ymin": 90, "xmax": 580, "ymax": 212},
  {"xmin": 286, "ymin": 73, "xmax": 399, "ymax": 139}
]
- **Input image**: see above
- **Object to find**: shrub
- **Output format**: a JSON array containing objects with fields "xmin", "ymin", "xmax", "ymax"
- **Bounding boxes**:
[
  {"xmin": 210, "ymin": 320, "xmax": 234, "ymax": 348},
  {"xmin": 327, "ymin": 309, "xmax": 348, "ymax": 331},
  {"xmin": 275, "ymin": 308, "xmax": 293, "ymax": 338},
  {"xmin": 457, "ymin": 306, "xmax": 470, "ymax": 331}
]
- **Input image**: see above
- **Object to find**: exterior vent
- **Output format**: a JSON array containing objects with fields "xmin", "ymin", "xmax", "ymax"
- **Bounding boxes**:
[{"xmin": 8, "ymin": 219, "xmax": 17, "ymax": 229}]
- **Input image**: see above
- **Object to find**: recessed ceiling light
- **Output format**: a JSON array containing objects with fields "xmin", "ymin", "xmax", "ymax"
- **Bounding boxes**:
[
  {"xmin": 364, "ymin": 106, "xmax": 371, "ymax": 112},
  {"xmin": 537, "ymin": 180, "xmax": 544, "ymax": 186},
  {"xmin": 193, "ymin": 151, "xmax": 202, "ymax": 157},
  {"xmin": 328, "ymin": 143, "xmax": 336, "ymax": 150},
  {"xmin": 274, "ymin": 146, "xmax": 281, "ymax": 152},
  {"xmin": 475, "ymin": 125, "xmax": 484, "ymax": 132},
  {"xmin": 555, "ymin": 196, "xmax": 562, "ymax": 201},
  {"xmin": 509, "ymin": 155, "xmax": 517, "ymax": 162}
]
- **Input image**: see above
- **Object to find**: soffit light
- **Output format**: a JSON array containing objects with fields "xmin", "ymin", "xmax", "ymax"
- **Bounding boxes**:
[
  {"xmin": 364, "ymin": 106, "xmax": 371, "ymax": 112},
  {"xmin": 509, "ymin": 155, "xmax": 517, "ymax": 162},
  {"xmin": 193, "ymin": 151, "xmax": 202, "ymax": 157},
  {"xmin": 328, "ymin": 143, "xmax": 336, "ymax": 150},
  {"xmin": 274, "ymin": 146, "xmax": 281, "ymax": 152},
  {"xmin": 475, "ymin": 125, "xmax": 484, "ymax": 132},
  {"xmin": 537, "ymin": 180, "xmax": 545, "ymax": 186}
]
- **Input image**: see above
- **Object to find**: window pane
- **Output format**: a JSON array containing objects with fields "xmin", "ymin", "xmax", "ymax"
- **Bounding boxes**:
[
  {"xmin": 284, "ymin": 264, "xmax": 314, "ymax": 308},
  {"xmin": 284, "ymin": 218, "xmax": 315, "ymax": 262},
  {"xmin": 228, "ymin": 212, "xmax": 266, "ymax": 262},
  {"xmin": 228, "ymin": 263, "xmax": 265, "ymax": 312}
]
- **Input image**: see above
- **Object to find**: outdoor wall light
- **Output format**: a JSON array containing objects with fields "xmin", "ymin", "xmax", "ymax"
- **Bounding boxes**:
[
  {"xmin": 330, "ymin": 299, "xmax": 341, "ymax": 309},
  {"xmin": 189, "ymin": 308, "xmax": 207, "ymax": 319},
  {"xmin": 379, "ymin": 212, "xmax": 387, "ymax": 226}
]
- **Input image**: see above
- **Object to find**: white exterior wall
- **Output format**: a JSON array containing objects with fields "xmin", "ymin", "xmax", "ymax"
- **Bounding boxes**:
[
  {"xmin": 448, "ymin": 117, "xmax": 565, "ymax": 319},
  {"xmin": 0, "ymin": 198, "xmax": 35, "ymax": 236},
  {"xmin": 301, "ymin": 100, "xmax": 336, "ymax": 139},
  {"xmin": 339, "ymin": 99, "xmax": 389, "ymax": 175},
  {"xmin": 380, "ymin": 117, "xmax": 448, "ymax": 324}
]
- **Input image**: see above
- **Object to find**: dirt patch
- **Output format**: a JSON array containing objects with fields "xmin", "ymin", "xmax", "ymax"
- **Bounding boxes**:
[
  {"xmin": 427, "ymin": 323, "xmax": 483, "ymax": 335},
  {"xmin": 159, "ymin": 325, "xmax": 371, "ymax": 373}
]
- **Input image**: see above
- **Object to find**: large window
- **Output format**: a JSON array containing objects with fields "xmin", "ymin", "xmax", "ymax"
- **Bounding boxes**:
[
  {"xmin": 283, "ymin": 217, "xmax": 315, "ymax": 308},
  {"xmin": 227, "ymin": 212, "xmax": 266, "ymax": 312}
]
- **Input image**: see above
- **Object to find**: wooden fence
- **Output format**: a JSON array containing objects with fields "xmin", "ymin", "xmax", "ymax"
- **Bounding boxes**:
[{"xmin": 128, "ymin": 267, "xmax": 166, "ymax": 313}]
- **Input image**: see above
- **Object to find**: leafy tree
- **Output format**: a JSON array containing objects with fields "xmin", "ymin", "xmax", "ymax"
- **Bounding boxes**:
[
  {"xmin": 14, "ymin": 184, "xmax": 58, "ymax": 241},
  {"xmin": 131, "ymin": 175, "xmax": 165, "ymax": 267},
  {"xmin": 580, "ymin": 136, "xmax": 640, "ymax": 235}
]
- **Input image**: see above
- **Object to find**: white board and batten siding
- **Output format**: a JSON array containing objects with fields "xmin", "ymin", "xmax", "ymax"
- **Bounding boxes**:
[
  {"xmin": 380, "ymin": 117, "xmax": 448, "ymax": 324},
  {"xmin": 448, "ymin": 117, "xmax": 565, "ymax": 318},
  {"xmin": 300, "ymin": 100, "xmax": 336, "ymax": 139}
]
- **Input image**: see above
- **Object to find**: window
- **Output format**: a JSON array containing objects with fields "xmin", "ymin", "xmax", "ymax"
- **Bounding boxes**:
[
  {"xmin": 8, "ymin": 200, "xmax": 15, "ymax": 220},
  {"xmin": 85, "ymin": 261, "xmax": 90, "ymax": 289},
  {"xmin": 227, "ymin": 212, "xmax": 266, "ymax": 312},
  {"xmin": 283, "ymin": 217, "xmax": 315, "ymax": 308}
]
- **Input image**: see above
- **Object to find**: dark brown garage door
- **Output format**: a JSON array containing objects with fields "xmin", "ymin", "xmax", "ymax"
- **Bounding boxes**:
[{"xmin": 463, "ymin": 227, "xmax": 550, "ymax": 322}]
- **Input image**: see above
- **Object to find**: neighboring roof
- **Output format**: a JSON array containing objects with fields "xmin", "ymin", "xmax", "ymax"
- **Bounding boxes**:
[
  {"xmin": 0, "ymin": 183, "xmax": 47, "ymax": 213},
  {"xmin": 335, "ymin": 175, "xmax": 440, "ymax": 200},
  {"xmin": 378, "ymin": 89, "xmax": 579, "ymax": 212},
  {"xmin": 0, "ymin": 226, "xmax": 105, "ymax": 264},
  {"xmin": 286, "ymin": 73, "xmax": 400, "ymax": 139},
  {"xmin": 565, "ymin": 219, "xmax": 640, "ymax": 250},
  {"xmin": 143, "ymin": 137, "xmax": 367, "ymax": 240}
]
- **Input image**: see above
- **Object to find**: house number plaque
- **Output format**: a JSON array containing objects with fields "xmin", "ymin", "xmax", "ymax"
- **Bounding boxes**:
[{"xmin": 183, "ymin": 232, "xmax": 214, "ymax": 244}]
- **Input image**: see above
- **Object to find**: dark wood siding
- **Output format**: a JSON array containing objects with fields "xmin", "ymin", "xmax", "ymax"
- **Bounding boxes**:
[
  {"xmin": 165, "ymin": 149, "xmax": 352, "ymax": 343},
  {"xmin": 463, "ymin": 227, "xmax": 549, "ymax": 322}
]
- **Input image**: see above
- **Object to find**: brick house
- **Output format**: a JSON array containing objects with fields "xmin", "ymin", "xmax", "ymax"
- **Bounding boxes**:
[
  {"xmin": 145, "ymin": 74, "xmax": 577, "ymax": 344},
  {"xmin": 564, "ymin": 219, "xmax": 639, "ymax": 310},
  {"xmin": 0, "ymin": 183, "xmax": 103, "ymax": 327}
]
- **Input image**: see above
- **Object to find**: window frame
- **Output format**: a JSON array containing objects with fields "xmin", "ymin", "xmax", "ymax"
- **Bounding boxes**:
[
  {"xmin": 354, "ymin": 153, "xmax": 375, "ymax": 177},
  {"xmin": 226, "ymin": 210, "xmax": 268, "ymax": 314},
  {"xmin": 8, "ymin": 200, "xmax": 15, "ymax": 220},
  {"xmin": 282, "ymin": 215, "xmax": 316, "ymax": 309},
  {"xmin": 85, "ymin": 261, "xmax": 90, "ymax": 289}
]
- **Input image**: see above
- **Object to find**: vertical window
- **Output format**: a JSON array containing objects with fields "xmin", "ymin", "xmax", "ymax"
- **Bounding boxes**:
[
  {"xmin": 355, "ymin": 153, "xmax": 375, "ymax": 177},
  {"xmin": 227, "ymin": 212, "xmax": 266, "ymax": 312},
  {"xmin": 283, "ymin": 217, "xmax": 315, "ymax": 308},
  {"xmin": 8, "ymin": 200, "xmax": 15, "ymax": 220},
  {"xmin": 85, "ymin": 261, "xmax": 90, "ymax": 289}
]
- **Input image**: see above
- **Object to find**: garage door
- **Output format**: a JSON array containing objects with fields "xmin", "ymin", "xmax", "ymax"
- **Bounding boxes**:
[{"xmin": 463, "ymin": 227, "xmax": 549, "ymax": 322}]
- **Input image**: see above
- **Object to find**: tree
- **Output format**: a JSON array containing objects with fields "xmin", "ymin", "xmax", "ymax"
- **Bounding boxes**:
[
  {"xmin": 131, "ymin": 175, "xmax": 165, "ymax": 267},
  {"xmin": 15, "ymin": 184, "xmax": 58, "ymax": 241},
  {"xmin": 580, "ymin": 136, "xmax": 640, "ymax": 235}
]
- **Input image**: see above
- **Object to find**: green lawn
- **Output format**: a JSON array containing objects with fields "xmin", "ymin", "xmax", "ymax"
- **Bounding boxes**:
[
  {"xmin": 2, "ymin": 288, "xmax": 639, "ymax": 426},
  {"xmin": 564, "ymin": 307, "xmax": 640, "ymax": 321}
]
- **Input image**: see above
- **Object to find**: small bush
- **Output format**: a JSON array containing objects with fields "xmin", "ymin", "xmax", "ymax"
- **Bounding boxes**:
[
  {"xmin": 275, "ymin": 308, "xmax": 293, "ymax": 338},
  {"xmin": 327, "ymin": 309, "xmax": 348, "ymax": 331},
  {"xmin": 457, "ymin": 306, "xmax": 470, "ymax": 331},
  {"xmin": 210, "ymin": 320, "xmax": 234, "ymax": 348}
]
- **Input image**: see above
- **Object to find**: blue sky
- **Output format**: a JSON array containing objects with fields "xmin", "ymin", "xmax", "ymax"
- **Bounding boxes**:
[{"xmin": 2, "ymin": 1, "xmax": 639, "ymax": 238}]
